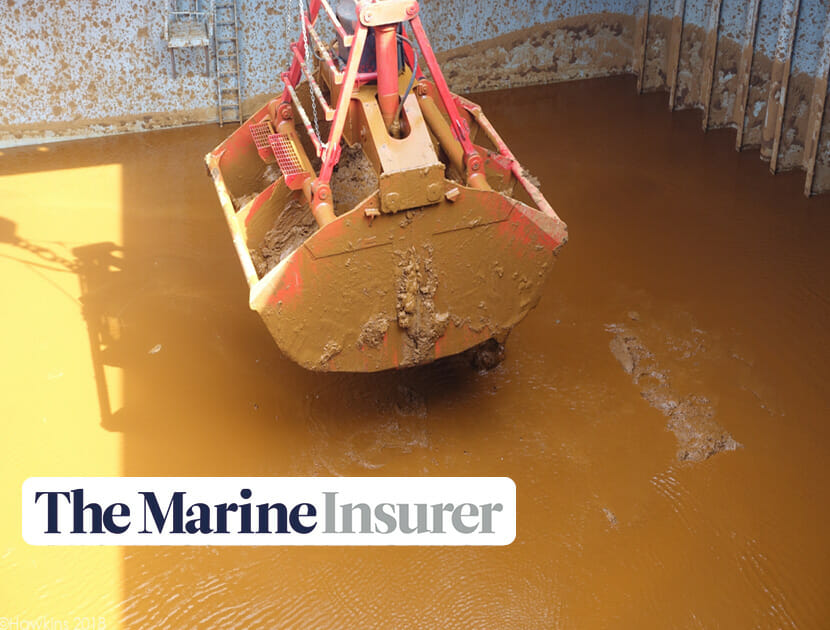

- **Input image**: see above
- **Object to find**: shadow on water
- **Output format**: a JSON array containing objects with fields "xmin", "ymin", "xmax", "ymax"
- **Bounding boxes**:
[
  {"xmin": 0, "ymin": 215, "xmax": 128, "ymax": 429},
  {"xmin": 1, "ymin": 123, "xmax": 494, "ymax": 473},
  {"xmin": 2, "ymin": 197, "xmax": 485, "ymax": 466}
]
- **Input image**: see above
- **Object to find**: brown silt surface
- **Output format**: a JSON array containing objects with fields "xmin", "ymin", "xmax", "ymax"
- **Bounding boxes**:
[{"xmin": 1, "ymin": 76, "xmax": 829, "ymax": 627}]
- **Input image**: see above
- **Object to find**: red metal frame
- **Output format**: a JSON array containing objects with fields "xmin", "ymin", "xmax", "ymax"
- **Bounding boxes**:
[
  {"xmin": 280, "ymin": 0, "xmax": 322, "ymax": 103},
  {"xmin": 457, "ymin": 95, "xmax": 563, "ymax": 224},
  {"xmin": 289, "ymin": 43, "xmax": 335, "ymax": 120},
  {"xmin": 320, "ymin": 0, "xmax": 353, "ymax": 47},
  {"xmin": 374, "ymin": 24, "xmax": 400, "ymax": 128},
  {"xmin": 271, "ymin": 0, "xmax": 485, "ymax": 212},
  {"xmin": 209, "ymin": 0, "xmax": 568, "ymax": 371},
  {"xmin": 280, "ymin": 74, "xmax": 325, "ymax": 157},
  {"xmin": 249, "ymin": 120, "xmax": 275, "ymax": 162},
  {"xmin": 318, "ymin": 22, "xmax": 367, "ymax": 182},
  {"xmin": 406, "ymin": 15, "xmax": 476, "ymax": 159},
  {"xmin": 303, "ymin": 14, "xmax": 342, "ymax": 83}
]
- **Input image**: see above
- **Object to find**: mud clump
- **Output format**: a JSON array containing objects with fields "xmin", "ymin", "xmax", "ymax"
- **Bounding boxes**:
[
  {"xmin": 251, "ymin": 145, "xmax": 378, "ymax": 277},
  {"xmin": 521, "ymin": 167, "xmax": 541, "ymax": 189},
  {"xmin": 609, "ymin": 332, "xmax": 641, "ymax": 377},
  {"xmin": 394, "ymin": 384, "xmax": 427, "ymax": 418},
  {"xmin": 668, "ymin": 395, "xmax": 741, "ymax": 462},
  {"xmin": 396, "ymin": 245, "xmax": 449, "ymax": 366},
  {"xmin": 357, "ymin": 314, "xmax": 390, "ymax": 349},
  {"xmin": 330, "ymin": 143, "xmax": 378, "ymax": 215},
  {"xmin": 320, "ymin": 341, "xmax": 342, "ymax": 366},
  {"xmin": 607, "ymin": 324, "xmax": 741, "ymax": 462},
  {"xmin": 465, "ymin": 338, "xmax": 506, "ymax": 372},
  {"xmin": 251, "ymin": 199, "xmax": 316, "ymax": 277}
]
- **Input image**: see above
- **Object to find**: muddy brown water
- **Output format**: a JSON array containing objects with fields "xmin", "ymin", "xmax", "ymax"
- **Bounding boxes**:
[{"xmin": 1, "ymin": 76, "xmax": 829, "ymax": 627}]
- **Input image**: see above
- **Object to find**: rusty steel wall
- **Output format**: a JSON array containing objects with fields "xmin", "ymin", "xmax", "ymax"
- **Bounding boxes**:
[{"xmin": 0, "ymin": 0, "xmax": 294, "ymax": 146}]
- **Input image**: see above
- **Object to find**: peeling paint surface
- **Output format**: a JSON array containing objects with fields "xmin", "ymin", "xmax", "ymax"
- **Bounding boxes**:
[{"xmin": 1, "ymin": 1, "xmax": 217, "ymax": 136}]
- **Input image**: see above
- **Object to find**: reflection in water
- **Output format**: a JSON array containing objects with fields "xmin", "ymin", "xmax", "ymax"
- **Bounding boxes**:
[{"xmin": 2, "ymin": 76, "xmax": 829, "ymax": 627}]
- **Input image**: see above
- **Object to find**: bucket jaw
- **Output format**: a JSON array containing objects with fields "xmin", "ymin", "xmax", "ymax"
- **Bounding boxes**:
[{"xmin": 205, "ymin": 0, "xmax": 567, "ymax": 372}]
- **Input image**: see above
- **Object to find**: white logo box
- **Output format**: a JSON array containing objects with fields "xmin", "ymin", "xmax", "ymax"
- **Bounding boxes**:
[{"xmin": 23, "ymin": 477, "xmax": 516, "ymax": 546}]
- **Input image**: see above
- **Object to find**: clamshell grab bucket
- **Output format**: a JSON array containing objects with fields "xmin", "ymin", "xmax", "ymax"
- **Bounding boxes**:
[{"xmin": 205, "ymin": 0, "xmax": 567, "ymax": 372}]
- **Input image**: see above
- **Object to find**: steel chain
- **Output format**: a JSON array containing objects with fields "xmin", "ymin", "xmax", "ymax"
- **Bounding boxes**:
[{"xmin": 297, "ymin": 0, "xmax": 322, "ymax": 148}]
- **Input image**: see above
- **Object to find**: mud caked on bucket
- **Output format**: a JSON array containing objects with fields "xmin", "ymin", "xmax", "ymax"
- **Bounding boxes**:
[{"xmin": 205, "ymin": 0, "xmax": 567, "ymax": 372}]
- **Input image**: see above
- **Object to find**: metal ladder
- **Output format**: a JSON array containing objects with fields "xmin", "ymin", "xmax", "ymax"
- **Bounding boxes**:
[{"xmin": 212, "ymin": 0, "xmax": 242, "ymax": 125}]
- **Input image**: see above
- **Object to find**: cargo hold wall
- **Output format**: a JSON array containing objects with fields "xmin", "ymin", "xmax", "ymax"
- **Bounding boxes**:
[
  {"xmin": 631, "ymin": 0, "xmax": 830, "ymax": 196},
  {"xmin": 1, "ymin": 0, "xmax": 827, "ymax": 195},
  {"xmin": 0, "ymin": 0, "xmax": 633, "ymax": 147}
]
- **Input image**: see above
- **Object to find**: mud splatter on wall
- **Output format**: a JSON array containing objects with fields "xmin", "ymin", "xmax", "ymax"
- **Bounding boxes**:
[
  {"xmin": 2, "ymin": 0, "xmax": 827, "ymax": 194},
  {"xmin": 0, "ymin": 0, "xmax": 634, "ymax": 146},
  {"xmin": 632, "ymin": 0, "xmax": 830, "ymax": 195},
  {"xmin": 436, "ymin": 14, "xmax": 635, "ymax": 93}
]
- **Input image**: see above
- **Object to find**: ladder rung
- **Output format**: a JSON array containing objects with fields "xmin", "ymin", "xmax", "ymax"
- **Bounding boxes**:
[{"xmin": 212, "ymin": 0, "xmax": 240, "ymax": 128}]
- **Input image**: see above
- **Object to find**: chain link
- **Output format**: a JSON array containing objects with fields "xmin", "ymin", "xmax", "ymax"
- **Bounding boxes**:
[{"xmin": 297, "ymin": 0, "xmax": 322, "ymax": 147}]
